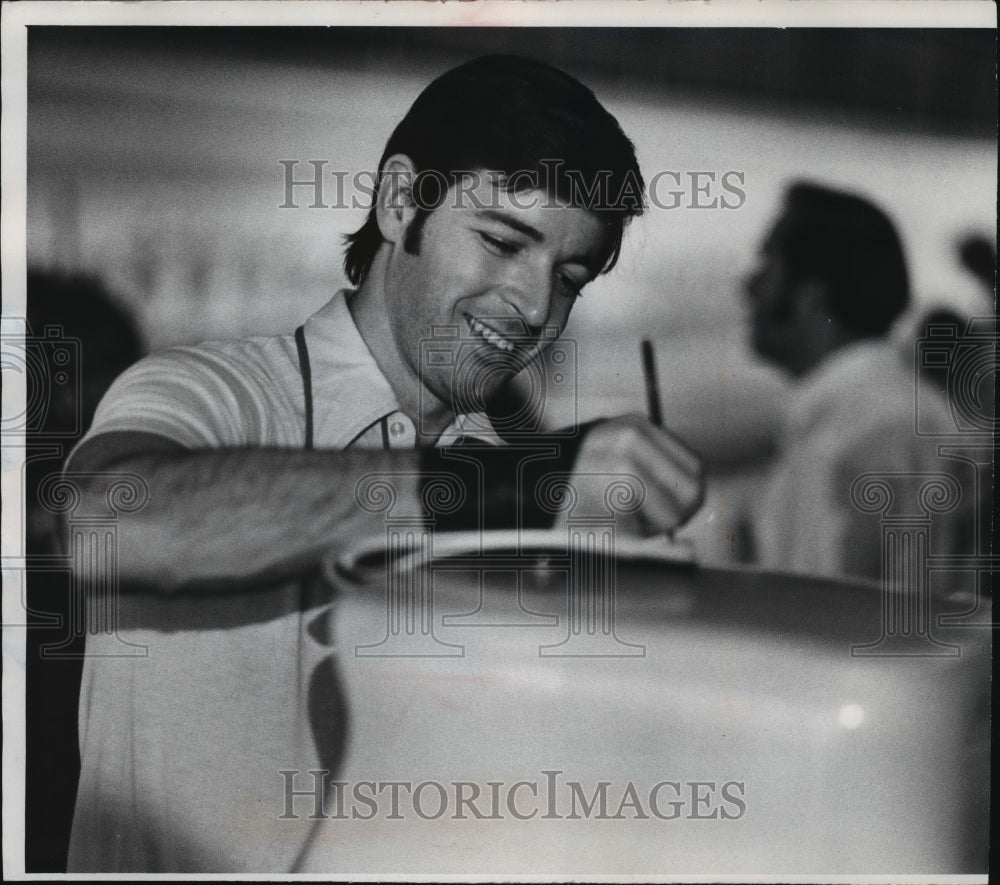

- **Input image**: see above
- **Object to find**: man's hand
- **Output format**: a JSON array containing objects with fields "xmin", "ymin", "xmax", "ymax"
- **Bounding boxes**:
[{"xmin": 559, "ymin": 414, "xmax": 704, "ymax": 537}]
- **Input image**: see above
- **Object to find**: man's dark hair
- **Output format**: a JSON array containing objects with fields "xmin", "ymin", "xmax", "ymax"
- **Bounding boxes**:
[
  {"xmin": 770, "ymin": 181, "xmax": 910, "ymax": 337},
  {"xmin": 343, "ymin": 54, "xmax": 645, "ymax": 286}
]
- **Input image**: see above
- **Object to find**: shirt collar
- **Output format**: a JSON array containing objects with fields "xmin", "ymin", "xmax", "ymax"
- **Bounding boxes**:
[{"xmin": 301, "ymin": 290, "xmax": 501, "ymax": 448}]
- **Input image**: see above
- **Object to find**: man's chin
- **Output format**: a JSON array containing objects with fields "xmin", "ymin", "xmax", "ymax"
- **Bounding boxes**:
[
  {"xmin": 448, "ymin": 361, "xmax": 522, "ymax": 410},
  {"xmin": 448, "ymin": 382, "xmax": 512, "ymax": 417}
]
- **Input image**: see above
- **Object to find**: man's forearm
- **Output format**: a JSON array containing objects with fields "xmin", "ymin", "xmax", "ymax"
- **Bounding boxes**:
[
  {"xmin": 68, "ymin": 442, "xmax": 421, "ymax": 592},
  {"xmin": 64, "ymin": 414, "xmax": 704, "ymax": 592}
]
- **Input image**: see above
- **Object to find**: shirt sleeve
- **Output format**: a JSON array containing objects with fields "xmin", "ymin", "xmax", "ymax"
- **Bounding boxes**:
[{"xmin": 82, "ymin": 344, "xmax": 280, "ymax": 449}]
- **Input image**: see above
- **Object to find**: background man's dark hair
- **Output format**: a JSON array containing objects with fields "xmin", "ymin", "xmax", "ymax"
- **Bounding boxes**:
[
  {"xmin": 344, "ymin": 54, "xmax": 645, "ymax": 286},
  {"xmin": 770, "ymin": 181, "xmax": 911, "ymax": 337}
]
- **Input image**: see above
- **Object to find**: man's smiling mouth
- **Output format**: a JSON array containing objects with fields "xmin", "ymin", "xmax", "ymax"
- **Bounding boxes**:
[{"xmin": 467, "ymin": 316, "xmax": 519, "ymax": 353}]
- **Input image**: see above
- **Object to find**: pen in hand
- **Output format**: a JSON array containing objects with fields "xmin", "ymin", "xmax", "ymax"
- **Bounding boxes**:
[
  {"xmin": 641, "ymin": 338, "xmax": 663, "ymax": 429},
  {"xmin": 641, "ymin": 338, "xmax": 675, "ymax": 542}
]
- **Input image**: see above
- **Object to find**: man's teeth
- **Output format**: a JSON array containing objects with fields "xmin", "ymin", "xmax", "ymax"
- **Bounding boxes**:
[{"xmin": 470, "ymin": 318, "xmax": 515, "ymax": 352}]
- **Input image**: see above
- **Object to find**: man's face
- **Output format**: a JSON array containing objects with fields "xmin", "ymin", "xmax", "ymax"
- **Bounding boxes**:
[
  {"xmin": 383, "ymin": 174, "xmax": 610, "ymax": 417},
  {"xmin": 744, "ymin": 230, "xmax": 801, "ymax": 371}
]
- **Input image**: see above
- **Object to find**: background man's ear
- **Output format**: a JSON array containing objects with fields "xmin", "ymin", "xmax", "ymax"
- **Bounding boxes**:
[{"xmin": 375, "ymin": 154, "xmax": 420, "ymax": 244}]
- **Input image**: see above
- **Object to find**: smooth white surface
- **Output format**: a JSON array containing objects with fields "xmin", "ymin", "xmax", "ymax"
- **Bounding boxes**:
[{"xmin": 298, "ymin": 564, "xmax": 989, "ymax": 875}]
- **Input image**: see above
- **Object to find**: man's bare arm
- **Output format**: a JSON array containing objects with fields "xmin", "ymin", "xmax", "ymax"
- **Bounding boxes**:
[
  {"xmin": 67, "ymin": 431, "xmax": 422, "ymax": 592},
  {"xmin": 66, "ymin": 418, "xmax": 703, "ymax": 593}
]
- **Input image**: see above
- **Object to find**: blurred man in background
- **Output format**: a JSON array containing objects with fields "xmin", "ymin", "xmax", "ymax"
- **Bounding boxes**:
[{"xmin": 742, "ymin": 181, "xmax": 968, "ymax": 580}]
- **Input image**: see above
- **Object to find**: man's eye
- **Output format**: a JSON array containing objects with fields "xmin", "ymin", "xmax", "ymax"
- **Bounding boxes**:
[
  {"xmin": 557, "ymin": 273, "xmax": 586, "ymax": 298},
  {"xmin": 479, "ymin": 232, "xmax": 519, "ymax": 255}
]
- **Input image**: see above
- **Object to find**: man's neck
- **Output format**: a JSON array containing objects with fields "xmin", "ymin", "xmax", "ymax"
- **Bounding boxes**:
[
  {"xmin": 787, "ymin": 319, "xmax": 864, "ymax": 380},
  {"xmin": 346, "ymin": 278, "xmax": 454, "ymax": 445}
]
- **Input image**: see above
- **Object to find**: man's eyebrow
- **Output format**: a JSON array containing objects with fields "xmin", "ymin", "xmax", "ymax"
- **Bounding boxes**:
[
  {"xmin": 474, "ymin": 209, "xmax": 544, "ymax": 243},
  {"xmin": 475, "ymin": 207, "xmax": 606, "ymax": 276}
]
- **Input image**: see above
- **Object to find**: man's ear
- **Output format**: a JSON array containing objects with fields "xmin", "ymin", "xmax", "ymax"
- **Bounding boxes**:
[{"xmin": 375, "ymin": 154, "xmax": 420, "ymax": 244}]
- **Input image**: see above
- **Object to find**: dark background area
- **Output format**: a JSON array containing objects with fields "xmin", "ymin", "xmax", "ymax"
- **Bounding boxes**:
[{"xmin": 36, "ymin": 26, "xmax": 998, "ymax": 135}]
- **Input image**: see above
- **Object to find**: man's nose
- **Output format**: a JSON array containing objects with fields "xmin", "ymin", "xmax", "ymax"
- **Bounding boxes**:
[{"xmin": 500, "ymin": 267, "xmax": 554, "ymax": 329}]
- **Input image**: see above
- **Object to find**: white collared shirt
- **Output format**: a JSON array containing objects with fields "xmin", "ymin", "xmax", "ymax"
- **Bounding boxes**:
[
  {"xmin": 68, "ymin": 290, "xmax": 500, "ymax": 874},
  {"xmin": 755, "ymin": 339, "xmax": 968, "ymax": 579},
  {"xmin": 83, "ymin": 288, "xmax": 499, "ymax": 452}
]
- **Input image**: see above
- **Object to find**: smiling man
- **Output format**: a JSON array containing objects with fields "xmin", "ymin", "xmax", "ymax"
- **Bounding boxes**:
[
  {"xmin": 350, "ymin": 165, "xmax": 606, "ymax": 442},
  {"xmin": 63, "ymin": 55, "xmax": 703, "ymax": 872}
]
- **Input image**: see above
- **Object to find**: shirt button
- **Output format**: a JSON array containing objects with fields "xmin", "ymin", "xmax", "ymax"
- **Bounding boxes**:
[{"xmin": 389, "ymin": 421, "xmax": 407, "ymax": 437}]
